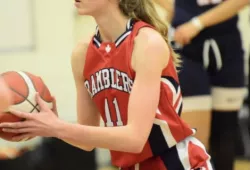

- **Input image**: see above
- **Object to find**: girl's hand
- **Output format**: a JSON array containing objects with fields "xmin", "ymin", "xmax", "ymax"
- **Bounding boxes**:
[
  {"xmin": 174, "ymin": 22, "xmax": 202, "ymax": 45},
  {"xmin": 0, "ymin": 93, "xmax": 61, "ymax": 141}
]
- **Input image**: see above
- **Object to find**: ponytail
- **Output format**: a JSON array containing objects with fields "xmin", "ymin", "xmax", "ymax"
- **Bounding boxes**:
[{"xmin": 119, "ymin": 0, "xmax": 180, "ymax": 67}]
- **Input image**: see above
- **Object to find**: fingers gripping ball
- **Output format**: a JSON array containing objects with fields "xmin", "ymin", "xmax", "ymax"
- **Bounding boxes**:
[{"xmin": 0, "ymin": 71, "xmax": 53, "ymax": 141}]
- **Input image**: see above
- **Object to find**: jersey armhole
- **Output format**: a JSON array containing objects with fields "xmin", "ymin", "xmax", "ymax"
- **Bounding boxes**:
[
  {"xmin": 83, "ymin": 36, "xmax": 96, "ymax": 79},
  {"xmin": 128, "ymin": 23, "xmax": 156, "ymax": 78},
  {"xmin": 128, "ymin": 23, "xmax": 174, "ymax": 77}
]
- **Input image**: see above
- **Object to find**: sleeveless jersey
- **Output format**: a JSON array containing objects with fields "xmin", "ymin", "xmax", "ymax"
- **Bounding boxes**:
[
  {"xmin": 172, "ymin": 0, "xmax": 239, "ymax": 42},
  {"xmin": 83, "ymin": 19, "xmax": 195, "ymax": 168}
]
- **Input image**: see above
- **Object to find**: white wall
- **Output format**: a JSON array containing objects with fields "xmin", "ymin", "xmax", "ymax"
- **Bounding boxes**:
[
  {"xmin": 0, "ymin": 1, "xmax": 76, "ymax": 121},
  {"xmin": 0, "ymin": 0, "xmax": 76, "ymax": 147},
  {"xmin": 0, "ymin": 0, "xmax": 34, "ymax": 52}
]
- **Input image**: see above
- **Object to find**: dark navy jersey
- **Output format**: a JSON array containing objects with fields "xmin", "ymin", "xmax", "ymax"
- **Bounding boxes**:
[{"xmin": 172, "ymin": 0, "xmax": 239, "ymax": 42}]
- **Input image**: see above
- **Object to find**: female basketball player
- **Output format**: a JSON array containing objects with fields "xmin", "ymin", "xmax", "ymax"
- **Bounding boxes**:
[
  {"xmin": 0, "ymin": 0, "xmax": 213, "ymax": 169},
  {"xmin": 154, "ymin": 0, "xmax": 249, "ymax": 169},
  {"xmin": 0, "ymin": 78, "xmax": 11, "ymax": 112}
]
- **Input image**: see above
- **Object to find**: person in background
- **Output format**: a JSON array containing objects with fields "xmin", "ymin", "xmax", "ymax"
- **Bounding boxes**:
[{"xmin": 154, "ymin": 0, "xmax": 249, "ymax": 169}]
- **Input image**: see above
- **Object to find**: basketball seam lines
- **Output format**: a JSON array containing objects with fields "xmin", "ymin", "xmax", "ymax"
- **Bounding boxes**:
[
  {"xmin": 24, "ymin": 73, "xmax": 42, "ymax": 113},
  {"xmin": 18, "ymin": 72, "xmax": 40, "ymax": 113},
  {"xmin": 30, "ymin": 80, "xmax": 46, "ymax": 113},
  {"xmin": 9, "ymin": 87, "xmax": 40, "ymax": 113}
]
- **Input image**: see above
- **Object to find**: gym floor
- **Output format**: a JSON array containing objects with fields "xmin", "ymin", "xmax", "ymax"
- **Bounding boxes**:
[
  {"xmin": 99, "ymin": 160, "xmax": 250, "ymax": 170},
  {"xmin": 234, "ymin": 160, "xmax": 250, "ymax": 170}
]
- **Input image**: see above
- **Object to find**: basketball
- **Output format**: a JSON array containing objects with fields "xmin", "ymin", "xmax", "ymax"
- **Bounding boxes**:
[
  {"xmin": 0, "ymin": 71, "xmax": 53, "ymax": 141},
  {"xmin": 0, "ymin": 78, "xmax": 11, "ymax": 112}
]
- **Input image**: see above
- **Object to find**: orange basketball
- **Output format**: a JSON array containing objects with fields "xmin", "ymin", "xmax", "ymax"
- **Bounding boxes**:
[{"xmin": 0, "ymin": 71, "xmax": 53, "ymax": 141}]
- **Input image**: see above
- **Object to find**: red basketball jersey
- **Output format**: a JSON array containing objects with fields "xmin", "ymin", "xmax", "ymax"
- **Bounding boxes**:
[{"xmin": 83, "ymin": 19, "xmax": 195, "ymax": 168}]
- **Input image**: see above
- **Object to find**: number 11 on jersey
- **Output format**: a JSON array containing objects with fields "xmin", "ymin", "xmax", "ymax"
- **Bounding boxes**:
[{"xmin": 105, "ymin": 97, "xmax": 123, "ymax": 127}]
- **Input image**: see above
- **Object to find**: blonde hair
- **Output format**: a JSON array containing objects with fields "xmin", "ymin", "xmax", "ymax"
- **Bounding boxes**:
[{"xmin": 119, "ymin": 0, "xmax": 180, "ymax": 67}]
